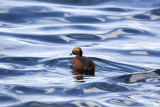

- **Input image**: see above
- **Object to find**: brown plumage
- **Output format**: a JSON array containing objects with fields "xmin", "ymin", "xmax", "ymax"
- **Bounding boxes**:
[{"xmin": 70, "ymin": 47, "xmax": 95, "ymax": 75}]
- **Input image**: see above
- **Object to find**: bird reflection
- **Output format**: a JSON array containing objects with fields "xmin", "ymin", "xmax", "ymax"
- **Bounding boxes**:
[{"xmin": 71, "ymin": 68, "xmax": 95, "ymax": 83}]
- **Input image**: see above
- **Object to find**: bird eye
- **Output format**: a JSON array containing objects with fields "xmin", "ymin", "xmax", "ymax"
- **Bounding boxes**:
[{"xmin": 74, "ymin": 51, "xmax": 78, "ymax": 55}]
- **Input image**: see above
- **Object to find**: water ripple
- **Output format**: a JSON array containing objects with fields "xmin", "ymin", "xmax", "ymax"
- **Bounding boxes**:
[{"xmin": 0, "ymin": 0, "xmax": 160, "ymax": 106}]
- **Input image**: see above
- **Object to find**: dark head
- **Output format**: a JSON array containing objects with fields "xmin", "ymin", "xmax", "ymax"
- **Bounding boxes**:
[{"xmin": 70, "ymin": 47, "xmax": 83, "ymax": 57}]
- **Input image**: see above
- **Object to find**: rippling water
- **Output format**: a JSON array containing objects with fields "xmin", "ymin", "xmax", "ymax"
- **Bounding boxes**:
[{"xmin": 0, "ymin": 0, "xmax": 160, "ymax": 107}]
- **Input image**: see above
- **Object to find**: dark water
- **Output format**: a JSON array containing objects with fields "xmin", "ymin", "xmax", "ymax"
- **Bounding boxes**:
[{"xmin": 0, "ymin": 0, "xmax": 160, "ymax": 106}]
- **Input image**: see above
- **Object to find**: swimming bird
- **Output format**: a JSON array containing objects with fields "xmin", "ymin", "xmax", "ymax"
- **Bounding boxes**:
[{"xmin": 70, "ymin": 47, "xmax": 95, "ymax": 75}]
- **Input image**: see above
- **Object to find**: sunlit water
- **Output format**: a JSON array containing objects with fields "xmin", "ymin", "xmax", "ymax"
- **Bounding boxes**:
[{"xmin": 0, "ymin": 0, "xmax": 160, "ymax": 107}]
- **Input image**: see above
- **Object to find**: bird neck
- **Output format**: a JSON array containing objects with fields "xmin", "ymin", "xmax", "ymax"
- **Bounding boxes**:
[{"xmin": 75, "ymin": 54, "xmax": 82, "ymax": 57}]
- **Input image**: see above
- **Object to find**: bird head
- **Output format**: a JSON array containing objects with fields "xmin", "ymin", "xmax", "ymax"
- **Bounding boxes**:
[{"xmin": 70, "ymin": 47, "xmax": 83, "ymax": 57}]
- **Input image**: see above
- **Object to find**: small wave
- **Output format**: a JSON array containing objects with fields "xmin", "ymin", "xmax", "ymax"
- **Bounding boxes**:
[
  {"xmin": 0, "ymin": 57, "xmax": 40, "ymax": 65},
  {"xmin": 151, "ymin": 8, "xmax": 160, "ymax": 16},
  {"xmin": 0, "ymin": 94, "xmax": 18, "ymax": 102},
  {"xmin": 65, "ymin": 16, "xmax": 104, "ymax": 23},
  {"xmin": 33, "ymin": 0, "xmax": 109, "ymax": 5},
  {"xmin": 12, "ymin": 100, "xmax": 104, "ymax": 107},
  {"xmin": 114, "ymin": 69, "xmax": 160, "ymax": 83}
]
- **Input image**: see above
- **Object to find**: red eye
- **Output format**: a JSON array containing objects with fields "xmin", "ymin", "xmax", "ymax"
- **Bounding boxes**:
[{"xmin": 74, "ymin": 51, "xmax": 78, "ymax": 55}]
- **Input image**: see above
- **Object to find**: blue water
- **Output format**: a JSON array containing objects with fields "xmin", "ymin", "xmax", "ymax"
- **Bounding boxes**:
[{"xmin": 0, "ymin": 0, "xmax": 160, "ymax": 106}]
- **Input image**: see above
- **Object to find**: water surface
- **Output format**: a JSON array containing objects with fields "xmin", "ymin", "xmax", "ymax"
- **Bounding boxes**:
[{"xmin": 0, "ymin": 0, "xmax": 160, "ymax": 106}]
